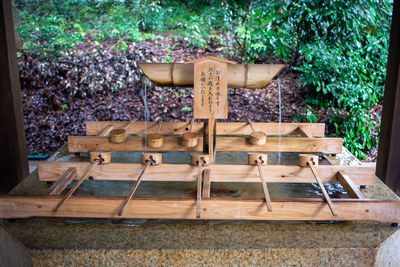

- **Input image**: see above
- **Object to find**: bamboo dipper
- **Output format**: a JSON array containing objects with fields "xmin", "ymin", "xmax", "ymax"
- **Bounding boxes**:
[
  {"xmin": 181, "ymin": 119, "xmax": 199, "ymax": 147},
  {"xmin": 190, "ymin": 153, "xmax": 211, "ymax": 218},
  {"xmin": 53, "ymin": 124, "xmax": 114, "ymax": 213},
  {"xmin": 108, "ymin": 121, "xmax": 135, "ymax": 144},
  {"xmin": 53, "ymin": 152, "xmax": 111, "ymax": 213},
  {"xmin": 147, "ymin": 120, "xmax": 164, "ymax": 148},
  {"xmin": 117, "ymin": 153, "xmax": 162, "ymax": 216},
  {"xmin": 248, "ymin": 153, "xmax": 272, "ymax": 212},
  {"xmin": 248, "ymin": 119, "xmax": 266, "ymax": 145},
  {"xmin": 298, "ymin": 154, "xmax": 338, "ymax": 216}
]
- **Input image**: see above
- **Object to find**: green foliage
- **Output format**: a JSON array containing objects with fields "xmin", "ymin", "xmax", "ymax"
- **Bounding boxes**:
[
  {"xmin": 15, "ymin": 0, "xmax": 244, "ymax": 58},
  {"xmin": 237, "ymin": 0, "xmax": 391, "ymax": 159},
  {"xmin": 294, "ymin": 105, "xmax": 318, "ymax": 124},
  {"xmin": 181, "ymin": 106, "xmax": 191, "ymax": 112},
  {"xmin": 15, "ymin": 0, "xmax": 392, "ymax": 159}
]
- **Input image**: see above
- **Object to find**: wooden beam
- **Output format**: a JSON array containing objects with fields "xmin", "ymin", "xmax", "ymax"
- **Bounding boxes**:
[
  {"xmin": 86, "ymin": 121, "xmax": 326, "ymax": 137},
  {"xmin": 0, "ymin": 0, "xmax": 29, "ymax": 192},
  {"xmin": 337, "ymin": 172, "xmax": 364, "ymax": 199},
  {"xmin": 138, "ymin": 63, "xmax": 285, "ymax": 89},
  {"xmin": 216, "ymin": 136, "xmax": 342, "ymax": 154},
  {"xmin": 376, "ymin": 0, "xmax": 400, "ymax": 195},
  {"xmin": 67, "ymin": 136, "xmax": 342, "ymax": 154},
  {"xmin": 297, "ymin": 126, "xmax": 313, "ymax": 138},
  {"xmin": 47, "ymin": 167, "xmax": 77, "ymax": 195},
  {"xmin": 38, "ymin": 162, "xmax": 376, "ymax": 185},
  {"xmin": 0, "ymin": 196, "xmax": 399, "ymax": 222}
]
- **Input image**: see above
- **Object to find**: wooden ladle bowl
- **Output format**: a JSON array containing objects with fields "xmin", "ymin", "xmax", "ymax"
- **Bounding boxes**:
[
  {"xmin": 147, "ymin": 133, "xmax": 164, "ymax": 148},
  {"xmin": 109, "ymin": 129, "xmax": 127, "ymax": 144},
  {"xmin": 181, "ymin": 132, "xmax": 198, "ymax": 147},
  {"xmin": 249, "ymin": 131, "xmax": 266, "ymax": 145}
]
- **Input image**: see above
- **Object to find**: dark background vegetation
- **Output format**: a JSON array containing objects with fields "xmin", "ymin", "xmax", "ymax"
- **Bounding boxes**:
[{"xmin": 15, "ymin": 0, "xmax": 392, "ymax": 160}]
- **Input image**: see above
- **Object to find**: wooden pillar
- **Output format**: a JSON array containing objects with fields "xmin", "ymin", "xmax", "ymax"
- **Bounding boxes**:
[
  {"xmin": 203, "ymin": 119, "xmax": 216, "ymax": 162},
  {"xmin": 376, "ymin": 1, "xmax": 400, "ymax": 195},
  {"xmin": 0, "ymin": 0, "xmax": 29, "ymax": 192}
]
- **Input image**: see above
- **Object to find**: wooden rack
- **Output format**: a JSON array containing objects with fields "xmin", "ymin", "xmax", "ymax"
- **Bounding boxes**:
[
  {"xmin": 0, "ymin": 121, "xmax": 399, "ymax": 223},
  {"xmin": 1, "ymin": 56, "xmax": 399, "ymax": 223}
]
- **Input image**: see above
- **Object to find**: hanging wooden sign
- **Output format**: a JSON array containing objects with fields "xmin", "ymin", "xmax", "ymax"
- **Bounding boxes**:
[{"xmin": 186, "ymin": 57, "xmax": 236, "ymax": 119}]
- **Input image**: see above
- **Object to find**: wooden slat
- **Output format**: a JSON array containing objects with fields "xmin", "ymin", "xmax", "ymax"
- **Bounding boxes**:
[
  {"xmin": 86, "ymin": 121, "xmax": 326, "ymax": 137},
  {"xmin": 337, "ymin": 172, "xmax": 364, "ymax": 199},
  {"xmin": 47, "ymin": 167, "xmax": 77, "ymax": 195},
  {"xmin": 297, "ymin": 126, "xmax": 313, "ymax": 138},
  {"xmin": 0, "ymin": 196, "xmax": 399, "ymax": 222},
  {"xmin": 68, "ymin": 136, "xmax": 342, "ymax": 154},
  {"xmin": 53, "ymin": 161, "xmax": 99, "ymax": 212},
  {"xmin": 68, "ymin": 136, "xmax": 201, "ymax": 152},
  {"xmin": 38, "ymin": 162, "xmax": 375, "ymax": 185},
  {"xmin": 202, "ymin": 169, "xmax": 211, "ymax": 198},
  {"xmin": 216, "ymin": 136, "xmax": 342, "ymax": 154}
]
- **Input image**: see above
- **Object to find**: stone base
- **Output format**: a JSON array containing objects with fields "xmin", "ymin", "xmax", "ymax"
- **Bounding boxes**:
[{"xmin": 1, "ymin": 147, "xmax": 399, "ymax": 266}]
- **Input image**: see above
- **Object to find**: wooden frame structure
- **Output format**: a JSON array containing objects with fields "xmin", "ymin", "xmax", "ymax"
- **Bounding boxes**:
[
  {"xmin": 0, "ymin": 0, "xmax": 399, "ymax": 215},
  {"xmin": 1, "ymin": 121, "xmax": 399, "ymax": 223}
]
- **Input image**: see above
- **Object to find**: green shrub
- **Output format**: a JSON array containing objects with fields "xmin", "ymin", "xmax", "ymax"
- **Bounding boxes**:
[
  {"xmin": 237, "ymin": 0, "xmax": 392, "ymax": 159},
  {"xmin": 15, "ymin": 0, "xmax": 244, "ymax": 57}
]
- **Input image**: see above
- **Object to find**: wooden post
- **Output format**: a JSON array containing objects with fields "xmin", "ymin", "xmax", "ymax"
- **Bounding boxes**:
[
  {"xmin": 203, "ymin": 119, "xmax": 216, "ymax": 161},
  {"xmin": 202, "ymin": 169, "xmax": 211, "ymax": 198},
  {"xmin": 376, "ymin": 0, "xmax": 400, "ymax": 196},
  {"xmin": 0, "ymin": 0, "xmax": 29, "ymax": 193},
  {"xmin": 196, "ymin": 160, "xmax": 203, "ymax": 218}
]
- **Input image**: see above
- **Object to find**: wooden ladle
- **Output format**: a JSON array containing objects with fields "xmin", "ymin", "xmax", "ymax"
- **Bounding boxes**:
[
  {"xmin": 108, "ymin": 121, "xmax": 135, "ymax": 144},
  {"xmin": 298, "ymin": 154, "xmax": 337, "ymax": 216},
  {"xmin": 248, "ymin": 119, "xmax": 266, "ymax": 145},
  {"xmin": 147, "ymin": 120, "xmax": 164, "ymax": 148},
  {"xmin": 182, "ymin": 119, "xmax": 198, "ymax": 147}
]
